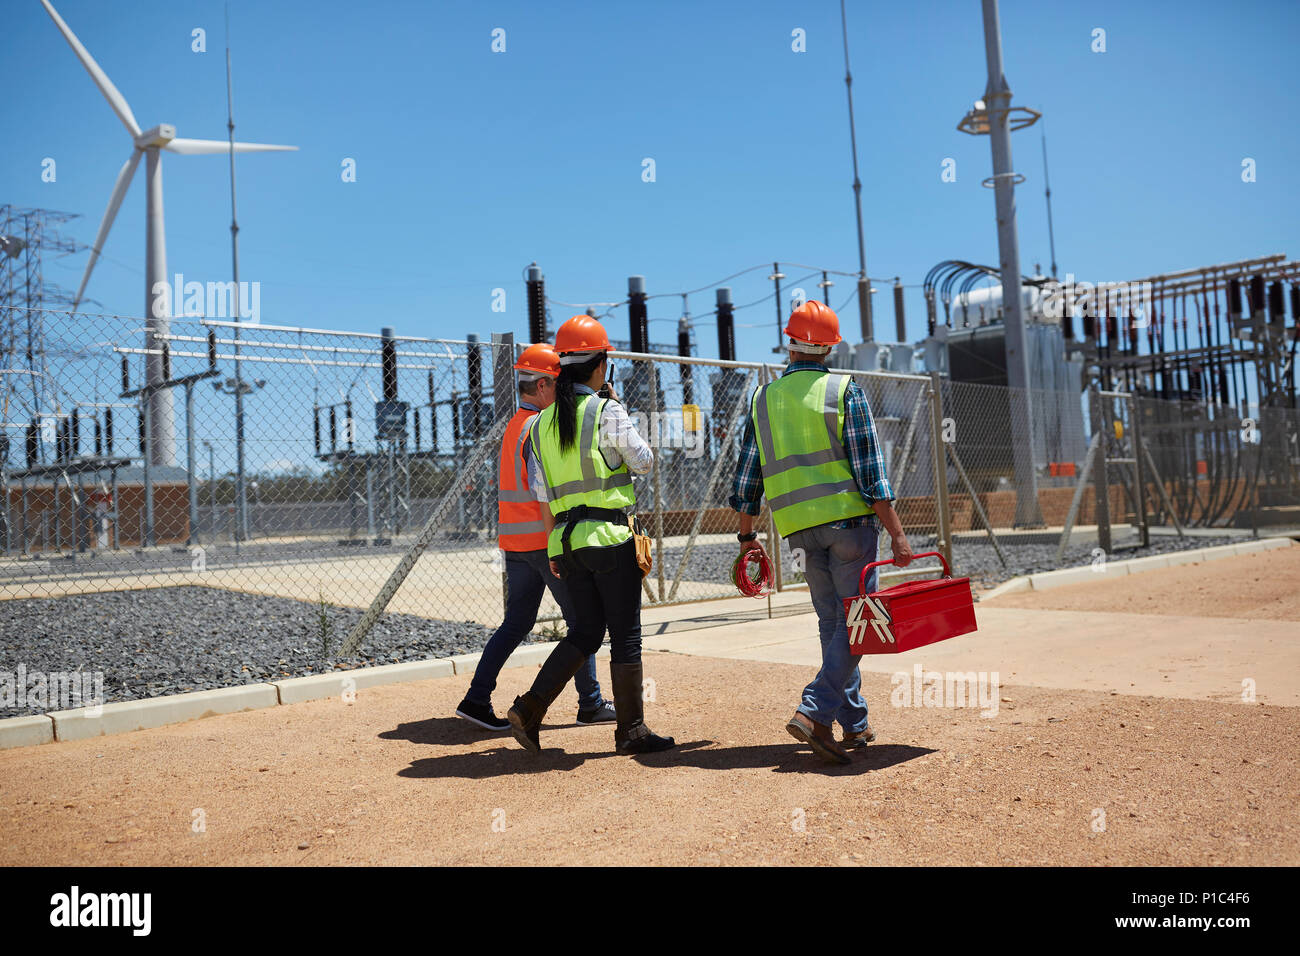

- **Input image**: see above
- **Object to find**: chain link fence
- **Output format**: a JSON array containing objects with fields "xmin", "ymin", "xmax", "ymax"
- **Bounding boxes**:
[{"xmin": 3, "ymin": 309, "xmax": 1296, "ymax": 646}]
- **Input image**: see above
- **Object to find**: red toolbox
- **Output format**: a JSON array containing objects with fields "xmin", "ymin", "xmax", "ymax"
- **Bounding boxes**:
[{"xmin": 842, "ymin": 551, "xmax": 977, "ymax": 654}]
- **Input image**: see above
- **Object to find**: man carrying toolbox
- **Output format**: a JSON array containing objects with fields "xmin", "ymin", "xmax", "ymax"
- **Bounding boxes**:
[
  {"xmin": 455, "ymin": 343, "xmax": 615, "ymax": 731},
  {"xmin": 729, "ymin": 300, "xmax": 913, "ymax": 765}
]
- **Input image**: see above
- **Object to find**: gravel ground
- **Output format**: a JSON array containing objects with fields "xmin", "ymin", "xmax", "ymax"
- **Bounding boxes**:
[{"xmin": 0, "ymin": 587, "xmax": 501, "ymax": 717}]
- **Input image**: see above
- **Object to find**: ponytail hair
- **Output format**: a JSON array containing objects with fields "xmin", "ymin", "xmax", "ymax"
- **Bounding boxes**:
[{"xmin": 553, "ymin": 352, "xmax": 605, "ymax": 451}]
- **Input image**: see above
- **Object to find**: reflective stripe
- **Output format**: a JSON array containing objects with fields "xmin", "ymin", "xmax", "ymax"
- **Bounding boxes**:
[
  {"xmin": 512, "ymin": 418, "xmax": 531, "ymax": 492},
  {"xmin": 549, "ymin": 471, "xmax": 634, "ymax": 498},
  {"xmin": 822, "ymin": 374, "xmax": 845, "ymax": 444},
  {"xmin": 753, "ymin": 376, "xmax": 850, "ymax": 480},
  {"xmin": 768, "ymin": 478, "xmax": 862, "ymax": 512},
  {"xmin": 545, "ymin": 397, "xmax": 634, "ymax": 497},
  {"xmin": 499, "ymin": 519, "xmax": 545, "ymax": 535},
  {"xmin": 578, "ymin": 395, "xmax": 600, "ymax": 485},
  {"xmin": 758, "ymin": 446, "xmax": 842, "ymax": 474},
  {"xmin": 498, "ymin": 489, "xmax": 536, "ymax": 504},
  {"xmin": 527, "ymin": 416, "xmax": 553, "ymax": 502}
]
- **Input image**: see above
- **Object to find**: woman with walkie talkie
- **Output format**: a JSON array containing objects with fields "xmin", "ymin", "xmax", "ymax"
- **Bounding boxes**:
[{"xmin": 508, "ymin": 315, "xmax": 675, "ymax": 756}]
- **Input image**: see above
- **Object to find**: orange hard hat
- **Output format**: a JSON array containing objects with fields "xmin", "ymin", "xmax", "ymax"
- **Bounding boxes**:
[
  {"xmin": 784, "ymin": 300, "xmax": 842, "ymax": 347},
  {"xmin": 513, "ymin": 343, "xmax": 560, "ymax": 378},
  {"xmin": 554, "ymin": 315, "xmax": 612, "ymax": 356}
]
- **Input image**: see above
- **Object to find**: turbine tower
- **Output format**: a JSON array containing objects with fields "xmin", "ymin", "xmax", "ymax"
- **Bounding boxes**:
[{"xmin": 41, "ymin": 0, "xmax": 296, "ymax": 466}]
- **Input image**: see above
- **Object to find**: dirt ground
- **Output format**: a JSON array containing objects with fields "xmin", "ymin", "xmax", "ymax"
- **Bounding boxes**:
[
  {"xmin": 987, "ymin": 546, "xmax": 1300, "ymax": 620},
  {"xmin": 1, "ymin": 652, "xmax": 1296, "ymax": 866}
]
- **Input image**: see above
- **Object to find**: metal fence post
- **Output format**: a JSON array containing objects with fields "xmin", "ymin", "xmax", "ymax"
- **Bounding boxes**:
[
  {"xmin": 928, "ymin": 371, "xmax": 953, "ymax": 571},
  {"xmin": 1090, "ymin": 381, "xmax": 1111, "ymax": 554},
  {"xmin": 1127, "ymin": 393, "xmax": 1149, "ymax": 547},
  {"xmin": 492, "ymin": 332, "xmax": 514, "ymax": 619}
]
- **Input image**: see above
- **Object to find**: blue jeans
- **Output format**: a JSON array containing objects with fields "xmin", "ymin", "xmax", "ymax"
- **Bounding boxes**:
[
  {"xmin": 466, "ymin": 549, "xmax": 603, "ymax": 710},
  {"xmin": 787, "ymin": 521, "xmax": 878, "ymax": 733}
]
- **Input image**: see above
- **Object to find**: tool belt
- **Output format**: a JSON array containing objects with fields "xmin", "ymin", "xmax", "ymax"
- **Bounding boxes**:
[{"xmin": 551, "ymin": 505, "xmax": 629, "ymax": 565}]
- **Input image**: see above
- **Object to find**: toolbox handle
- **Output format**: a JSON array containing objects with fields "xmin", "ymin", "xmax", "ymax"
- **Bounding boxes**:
[{"xmin": 857, "ymin": 550, "xmax": 951, "ymax": 594}]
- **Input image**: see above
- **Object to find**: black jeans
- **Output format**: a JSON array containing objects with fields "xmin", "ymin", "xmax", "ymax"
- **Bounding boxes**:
[{"xmin": 557, "ymin": 538, "xmax": 643, "ymax": 664}]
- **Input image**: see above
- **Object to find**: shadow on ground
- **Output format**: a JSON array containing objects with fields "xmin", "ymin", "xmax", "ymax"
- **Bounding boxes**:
[
  {"xmin": 382, "ymin": 715, "xmax": 617, "ymax": 747},
  {"xmin": 395, "ymin": 732, "xmax": 935, "ymax": 779}
]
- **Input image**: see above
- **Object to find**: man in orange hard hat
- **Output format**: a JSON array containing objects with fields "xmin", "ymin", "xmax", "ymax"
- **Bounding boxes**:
[
  {"xmin": 455, "ymin": 343, "xmax": 615, "ymax": 731},
  {"xmin": 730, "ymin": 300, "xmax": 913, "ymax": 764}
]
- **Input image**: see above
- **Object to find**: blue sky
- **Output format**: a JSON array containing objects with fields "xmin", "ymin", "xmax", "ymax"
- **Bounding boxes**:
[{"xmin": 5, "ymin": 0, "xmax": 1298, "ymax": 364}]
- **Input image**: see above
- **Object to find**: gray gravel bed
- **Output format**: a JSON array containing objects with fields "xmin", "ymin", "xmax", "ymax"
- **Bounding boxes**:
[{"xmin": 0, "ymin": 586, "xmax": 500, "ymax": 718}]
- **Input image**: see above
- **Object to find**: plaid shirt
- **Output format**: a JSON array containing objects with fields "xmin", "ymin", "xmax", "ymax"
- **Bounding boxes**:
[{"xmin": 728, "ymin": 361, "xmax": 895, "ymax": 528}]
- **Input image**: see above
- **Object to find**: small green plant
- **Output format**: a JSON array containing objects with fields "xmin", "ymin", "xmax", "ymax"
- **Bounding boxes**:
[
  {"xmin": 317, "ymin": 592, "xmax": 334, "ymax": 657},
  {"xmin": 536, "ymin": 619, "xmax": 566, "ymax": 641}
]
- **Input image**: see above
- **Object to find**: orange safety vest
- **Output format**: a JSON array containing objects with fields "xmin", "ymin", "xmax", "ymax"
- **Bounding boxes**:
[{"xmin": 497, "ymin": 406, "xmax": 548, "ymax": 552}]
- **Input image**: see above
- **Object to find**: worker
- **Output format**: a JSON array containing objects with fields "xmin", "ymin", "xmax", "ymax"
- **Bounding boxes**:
[
  {"xmin": 729, "ymin": 300, "xmax": 913, "ymax": 765},
  {"xmin": 455, "ymin": 343, "xmax": 616, "ymax": 731},
  {"xmin": 507, "ymin": 315, "xmax": 675, "ymax": 756}
]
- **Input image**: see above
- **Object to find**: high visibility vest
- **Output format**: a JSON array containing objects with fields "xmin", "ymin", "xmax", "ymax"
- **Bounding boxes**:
[
  {"xmin": 751, "ymin": 370, "xmax": 873, "ymax": 538},
  {"xmin": 531, "ymin": 392, "xmax": 636, "ymax": 559},
  {"xmin": 497, "ymin": 407, "xmax": 547, "ymax": 552}
]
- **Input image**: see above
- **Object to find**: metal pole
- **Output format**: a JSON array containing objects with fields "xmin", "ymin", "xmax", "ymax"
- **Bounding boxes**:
[
  {"xmin": 840, "ymin": 0, "xmax": 872, "ymax": 342},
  {"xmin": 142, "ymin": 394, "xmax": 155, "ymax": 548},
  {"xmin": 1041, "ymin": 128, "xmax": 1058, "ymax": 280},
  {"xmin": 1127, "ymin": 393, "xmax": 1150, "ymax": 547},
  {"xmin": 980, "ymin": 0, "xmax": 1042, "ymax": 526},
  {"xmin": 651, "ymin": 359, "xmax": 666, "ymax": 602},
  {"xmin": 225, "ymin": 11, "xmax": 250, "ymax": 545},
  {"xmin": 893, "ymin": 278, "xmax": 907, "ymax": 343},
  {"xmin": 110, "ymin": 467, "xmax": 119, "ymax": 549},
  {"xmin": 1055, "ymin": 431, "xmax": 1100, "ymax": 564},
  {"xmin": 928, "ymin": 371, "xmax": 953, "ymax": 571},
  {"xmin": 1090, "ymin": 382, "xmax": 1111, "ymax": 554},
  {"xmin": 770, "ymin": 263, "xmax": 785, "ymax": 351},
  {"xmin": 206, "ymin": 441, "xmax": 216, "ymax": 540},
  {"xmin": 185, "ymin": 382, "xmax": 198, "ymax": 546}
]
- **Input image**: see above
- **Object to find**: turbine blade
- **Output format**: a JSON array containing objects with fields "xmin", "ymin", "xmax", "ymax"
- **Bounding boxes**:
[
  {"xmin": 74, "ymin": 149, "xmax": 143, "ymax": 309},
  {"xmin": 163, "ymin": 138, "xmax": 298, "ymax": 155},
  {"xmin": 41, "ymin": 0, "xmax": 141, "ymax": 138}
]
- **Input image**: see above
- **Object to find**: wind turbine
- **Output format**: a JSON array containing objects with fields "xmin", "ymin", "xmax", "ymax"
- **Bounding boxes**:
[{"xmin": 41, "ymin": 0, "xmax": 296, "ymax": 466}]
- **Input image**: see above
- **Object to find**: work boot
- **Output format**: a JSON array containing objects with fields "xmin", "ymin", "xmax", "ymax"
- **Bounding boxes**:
[
  {"xmin": 786, "ymin": 711, "xmax": 851, "ymax": 765},
  {"xmin": 507, "ymin": 641, "xmax": 587, "ymax": 753},
  {"xmin": 611, "ymin": 661, "xmax": 675, "ymax": 755},
  {"xmin": 841, "ymin": 725, "xmax": 876, "ymax": 750}
]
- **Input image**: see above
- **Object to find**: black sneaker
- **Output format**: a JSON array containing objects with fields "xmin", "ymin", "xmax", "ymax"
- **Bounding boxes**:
[
  {"xmin": 576, "ymin": 700, "xmax": 617, "ymax": 725},
  {"xmin": 455, "ymin": 699, "xmax": 510, "ymax": 731}
]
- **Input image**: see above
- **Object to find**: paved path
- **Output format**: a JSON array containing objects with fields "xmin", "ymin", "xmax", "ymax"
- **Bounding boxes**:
[{"xmin": 645, "ymin": 606, "xmax": 1300, "ymax": 706}]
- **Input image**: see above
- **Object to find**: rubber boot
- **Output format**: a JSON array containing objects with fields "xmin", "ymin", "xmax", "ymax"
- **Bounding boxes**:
[
  {"xmin": 507, "ymin": 641, "xmax": 587, "ymax": 753},
  {"xmin": 611, "ymin": 661, "xmax": 675, "ymax": 755}
]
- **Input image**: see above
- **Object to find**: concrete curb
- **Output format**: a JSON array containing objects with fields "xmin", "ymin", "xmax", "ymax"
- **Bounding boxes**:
[
  {"xmin": 273, "ymin": 659, "xmax": 455, "ymax": 705},
  {"xmin": 978, "ymin": 577, "xmax": 1031, "ymax": 601},
  {"xmin": 1, "ymin": 639, "xmax": 617, "ymax": 751},
  {"xmin": 983, "ymin": 536, "xmax": 1294, "ymax": 599},
  {"xmin": 0, "ymin": 714, "xmax": 55, "ymax": 748},
  {"xmin": 48, "ymin": 683, "xmax": 280, "ymax": 743}
]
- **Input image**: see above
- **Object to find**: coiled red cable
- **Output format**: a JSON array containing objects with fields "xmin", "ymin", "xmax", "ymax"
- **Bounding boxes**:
[{"xmin": 732, "ymin": 548, "xmax": 773, "ymax": 598}]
